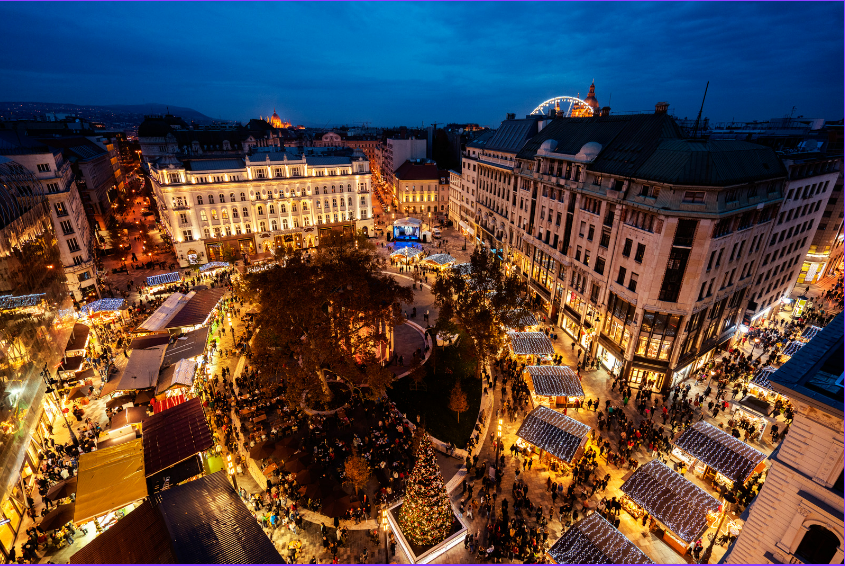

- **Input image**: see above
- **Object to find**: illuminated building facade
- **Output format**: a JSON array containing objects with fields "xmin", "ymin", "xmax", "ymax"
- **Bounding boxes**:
[
  {"xmin": 393, "ymin": 159, "xmax": 449, "ymax": 223},
  {"xmin": 149, "ymin": 147, "xmax": 374, "ymax": 266}
]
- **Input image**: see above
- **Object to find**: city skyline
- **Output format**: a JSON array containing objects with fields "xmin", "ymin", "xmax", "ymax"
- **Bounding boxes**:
[{"xmin": 0, "ymin": 2, "xmax": 842, "ymax": 127}]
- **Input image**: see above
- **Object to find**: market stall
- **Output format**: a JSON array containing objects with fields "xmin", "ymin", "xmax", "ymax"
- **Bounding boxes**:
[
  {"xmin": 156, "ymin": 358, "xmax": 197, "ymax": 396},
  {"xmin": 523, "ymin": 365, "xmax": 584, "ymax": 409},
  {"xmin": 780, "ymin": 340, "xmax": 804, "ymax": 361},
  {"xmin": 727, "ymin": 397, "xmax": 776, "ymax": 441},
  {"xmin": 421, "ymin": 253, "xmax": 456, "ymax": 269},
  {"xmin": 145, "ymin": 271, "xmax": 181, "ymax": 289},
  {"xmin": 79, "ymin": 298, "xmax": 126, "ymax": 322},
  {"xmin": 672, "ymin": 421, "xmax": 767, "ymax": 487},
  {"xmin": 508, "ymin": 331, "xmax": 555, "ymax": 364},
  {"xmin": 619, "ymin": 459, "xmax": 722, "ymax": 557},
  {"xmin": 389, "ymin": 246, "xmax": 425, "ymax": 264},
  {"xmin": 451, "ymin": 262, "xmax": 472, "ymax": 276},
  {"xmin": 99, "ymin": 344, "xmax": 167, "ymax": 397},
  {"xmin": 746, "ymin": 366, "xmax": 790, "ymax": 405},
  {"xmin": 64, "ymin": 324, "xmax": 90, "ymax": 357},
  {"xmin": 516, "ymin": 406, "xmax": 591, "ymax": 470},
  {"xmin": 505, "ymin": 309, "xmax": 539, "ymax": 332},
  {"xmin": 798, "ymin": 325, "xmax": 822, "ymax": 343},
  {"xmin": 198, "ymin": 261, "xmax": 230, "ymax": 274},
  {"xmin": 73, "ymin": 438, "xmax": 148, "ymax": 526},
  {"xmin": 546, "ymin": 511, "xmax": 653, "ymax": 564}
]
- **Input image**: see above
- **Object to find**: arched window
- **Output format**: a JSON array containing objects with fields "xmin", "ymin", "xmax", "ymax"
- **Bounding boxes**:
[
  {"xmin": 240, "ymin": 192, "xmax": 246, "ymax": 201},
  {"xmin": 219, "ymin": 193, "xmax": 225, "ymax": 203},
  {"xmin": 232, "ymin": 207, "xmax": 239, "ymax": 219},
  {"xmin": 221, "ymin": 209, "xmax": 229, "ymax": 220},
  {"xmin": 230, "ymin": 193, "xmax": 235, "ymax": 202},
  {"xmin": 325, "ymin": 199, "xmax": 330, "ymax": 209},
  {"xmin": 257, "ymin": 205, "xmax": 264, "ymax": 215},
  {"xmin": 245, "ymin": 223, "xmax": 252, "ymax": 233},
  {"xmin": 332, "ymin": 186, "xmax": 336, "ymax": 193},
  {"xmin": 210, "ymin": 209, "xmax": 218, "ymax": 220},
  {"xmin": 259, "ymin": 221, "xmax": 266, "ymax": 232},
  {"xmin": 271, "ymin": 219, "xmax": 278, "ymax": 231},
  {"xmin": 795, "ymin": 525, "xmax": 840, "ymax": 564},
  {"xmin": 292, "ymin": 203, "xmax": 297, "ymax": 212},
  {"xmin": 347, "ymin": 197, "xmax": 352, "ymax": 207},
  {"xmin": 347, "ymin": 184, "xmax": 352, "ymax": 191},
  {"xmin": 269, "ymin": 204, "xmax": 275, "ymax": 215},
  {"xmin": 323, "ymin": 186, "xmax": 328, "ymax": 194},
  {"xmin": 235, "ymin": 225, "xmax": 242, "ymax": 235},
  {"xmin": 200, "ymin": 210, "xmax": 208, "ymax": 221},
  {"xmin": 332, "ymin": 198, "xmax": 337, "ymax": 208},
  {"xmin": 316, "ymin": 200, "xmax": 321, "ymax": 209},
  {"xmin": 197, "ymin": 195, "xmax": 203, "ymax": 205},
  {"xmin": 281, "ymin": 204, "xmax": 287, "ymax": 213},
  {"xmin": 208, "ymin": 194, "xmax": 214, "ymax": 204},
  {"xmin": 243, "ymin": 207, "xmax": 249, "ymax": 217},
  {"xmin": 283, "ymin": 219, "xmax": 289, "ymax": 230}
]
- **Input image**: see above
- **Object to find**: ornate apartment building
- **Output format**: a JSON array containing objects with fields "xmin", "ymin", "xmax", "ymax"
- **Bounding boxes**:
[
  {"xmin": 393, "ymin": 159, "xmax": 449, "ymax": 222},
  {"xmin": 721, "ymin": 314, "xmax": 843, "ymax": 564},
  {"xmin": 448, "ymin": 130, "xmax": 490, "ymax": 237},
  {"xmin": 483, "ymin": 108, "xmax": 804, "ymax": 392},
  {"xmin": 148, "ymin": 147, "xmax": 374, "ymax": 266}
]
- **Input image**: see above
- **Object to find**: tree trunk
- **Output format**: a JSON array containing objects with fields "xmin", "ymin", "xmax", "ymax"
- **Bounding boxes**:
[{"xmin": 317, "ymin": 367, "xmax": 334, "ymax": 401}]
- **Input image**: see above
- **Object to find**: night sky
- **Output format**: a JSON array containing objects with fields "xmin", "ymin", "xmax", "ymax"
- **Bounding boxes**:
[{"xmin": 1, "ymin": 2, "xmax": 842, "ymax": 127}]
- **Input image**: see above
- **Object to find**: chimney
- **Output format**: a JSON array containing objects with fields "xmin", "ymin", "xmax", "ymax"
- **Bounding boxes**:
[
  {"xmin": 506, "ymin": 113, "xmax": 515, "ymax": 120},
  {"xmin": 600, "ymin": 107, "xmax": 611, "ymax": 117},
  {"xmin": 655, "ymin": 102, "xmax": 669, "ymax": 115}
]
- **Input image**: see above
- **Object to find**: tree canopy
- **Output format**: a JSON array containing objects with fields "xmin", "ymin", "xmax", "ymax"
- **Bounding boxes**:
[
  {"xmin": 243, "ymin": 238, "xmax": 413, "ymax": 402},
  {"xmin": 431, "ymin": 247, "xmax": 529, "ymax": 376}
]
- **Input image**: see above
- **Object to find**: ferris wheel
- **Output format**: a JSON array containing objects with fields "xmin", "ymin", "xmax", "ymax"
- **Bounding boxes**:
[{"xmin": 529, "ymin": 96, "xmax": 594, "ymax": 117}]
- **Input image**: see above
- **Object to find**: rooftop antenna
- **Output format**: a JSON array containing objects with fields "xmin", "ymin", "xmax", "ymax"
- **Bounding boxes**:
[{"xmin": 691, "ymin": 81, "xmax": 709, "ymax": 139}]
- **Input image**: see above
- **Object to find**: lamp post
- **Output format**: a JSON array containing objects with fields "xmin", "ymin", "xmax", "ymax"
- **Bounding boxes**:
[
  {"xmin": 497, "ymin": 419, "xmax": 503, "ymax": 463},
  {"xmin": 41, "ymin": 363, "xmax": 79, "ymax": 446},
  {"xmin": 381, "ymin": 508, "xmax": 389, "ymax": 562}
]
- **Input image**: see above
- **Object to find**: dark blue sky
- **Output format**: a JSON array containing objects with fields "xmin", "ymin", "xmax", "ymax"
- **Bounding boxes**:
[{"xmin": 1, "ymin": 2, "xmax": 842, "ymax": 128}]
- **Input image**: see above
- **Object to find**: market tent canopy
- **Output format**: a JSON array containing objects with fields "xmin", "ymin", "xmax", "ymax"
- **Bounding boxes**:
[
  {"xmin": 749, "ymin": 366, "xmax": 777, "ymax": 391},
  {"xmin": 69, "ymin": 500, "xmax": 177, "ymax": 564},
  {"xmin": 150, "ymin": 471, "xmax": 285, "ymax": 563},
  {"xmin": 80, "ymin": 297, "xmax": 126, "ymax": 315},
  {"xmin": 143, "ymin": 398, "xmax": 213, "ymax": 477},
  {"xmin": 146, "ymin": 272, "xmax": 181, "ymax": 287},
  {"xmin": 505, "ymin": 309, "xmax": 538, "ymax": 330},
  {"xmin": 422, "ymin": 253, "xmax": 456, "ymax": 265},
  {"xmin": 516, "ymin": 406, "xmax": 591, "ymax": 464},
  {"xmin": 161, "ymin": 326, "xmax": 210, "ymax": 368},
  {"xmin": 165, "ymin": 287, "xmax": 227, "ymax": 329},
  {"xmin": 128, "ymin": 331, "xmax": 171, "ymax": 351},
  {"xmin": 619, "ymin": 459, "xmax": 721, "ymax": 544},
  {"xmin": 100, "ymin": 344, "xmax": 167, "ymax": 396},
  {"xmin": 781, "ymin": 340, "xmax": 804, "ymax": 357},
  {"xmin": 74, "ymin": 438, "xmax": 148, "ymax": 524},
  {"xmin": 508, "ymin": 331, "xmax": 554, "ymax": 356},
  {"xmin": 547, "ymin": 511, "xmax": 653, "ymax": 564},
  {"xmin": 58, "ymin": 355, "xmax": 84, "ymax": 373},
  {"xmin": 108, "ymin": 406, "xmax": 151, "ymax": 432},
  {"xmin": 199, "ymin": 261, "xmax": 230, "ymax": 273},
  {"xmin": 138, "ymin": 292, "xmax": 193, "ymax": 331},
  {"xmin": 390, "ymin": 246, "xmax": 424, "ymax": 258},
  {"xmin": 157, "ymin": 358, "xmax": 197, "ymax": 394},
  {"xmin": 673, "ymin": 421, "xmax": 767, "ymax": 484},
  {"xmin": 525, "ymin": 366, "xmax": 584, "ymax": 398}
]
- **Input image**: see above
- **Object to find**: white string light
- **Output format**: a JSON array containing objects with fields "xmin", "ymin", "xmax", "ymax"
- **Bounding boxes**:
[
  {"xmin": 799, "ymin": 325, "xmax": 821, "ymax": 342},
  {"xmin": 673, "ymin": 421, "xmax": 767, "ymax": 483},
  {"xmin": 451, "ymin": 263, "xmax": 472, "ymax": 275},
  {"xmin": 781, "ymin": 340, "xmax": 804, "ymax": 358},
  {"xmin": 749, "ymin": 366, "xmax": 777, "ymax": 391},
  {"xmin": 516, "ymin": 406, "xmax": 591, "ymax": 464},
  {"xmin": 422, "ymin": 253, "xmax": 455, "ymax": 265},
  {"xmin": 548, "ymin": 511, "xmax": 653, "ymax": 564},
  {"xmin": 508, "ymin": 332, "xmax": 554, "ymax": 356},
  {"xmin": 619, "ymin": 459, "xmax": 721, "ymax": 544},
  {"xmin": 81, "ymin": 297, "xmax": 126, "ymax": 314},
  {"xmin": 146, "ymin": 272, "xmax": 181, "ymax": 287},
  {"xmin": 525, "ymin": 365, "xmax": 584, "ymax": 398},
  {"xmin": 199, "ymin": 261, "xmax": 230, "ymax": 272},
  {"xmin": 0, "ymin": 293, "xmax": 45, "ymax": 310},
  {"xmin": 390, "ymin": 247, "xmax": 424, "ymax": 258}
]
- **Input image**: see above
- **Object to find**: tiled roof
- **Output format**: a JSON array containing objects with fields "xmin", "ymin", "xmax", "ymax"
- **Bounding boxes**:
[
  {"xmin": 547, "ymin": 512, "xmax": 653, "ymax": 564},
  {"xmin": 394, "ymin": 160, "xmax": 442, "ymax": 181},
  {"xmin": 151, "ymin": 471, "xmax": 284, "ymax": 564},
  {"xmin": 69, "ymin": 500, "xmax": 176, "ymax": 564},
  {"xmin": 166, "ymin": 287, "xmax": 227, "ymax": 329},
  {"xmin": 485, "ymin": 118, "xmax": 540, "ymax": 154},
  {"xmin": 143, "ymin": 398, "xmax": 213, "ymax": 477},
  {"xmin": 161, "ymin": 325, "xmax": 210, "ymax": 368},
  {"xmin": 516, "ymin": 406, "xmax": 591, "ymax": 463},
  {"xmin": 525, "ymin": 365, "xmax": 584, "ymax": 398},
  {"xmin": 767, "ymin": 313, "xmax": 844, "ymax": 413},
  {"xmin": 619, "ymin": 459, "xmax": 721, "ymax": 543},
  {"xmin": 674, "ymin": 421, "xmax": 767, "ymax": 483},
  {"xmin": 185, "ymin": 158, "xmax": 246, "ymax": 172}
]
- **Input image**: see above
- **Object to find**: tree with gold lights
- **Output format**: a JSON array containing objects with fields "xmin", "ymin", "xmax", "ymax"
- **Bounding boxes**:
[{"xmin": 397, "ymin": 431, "xmax": 453, "ymax": 546}]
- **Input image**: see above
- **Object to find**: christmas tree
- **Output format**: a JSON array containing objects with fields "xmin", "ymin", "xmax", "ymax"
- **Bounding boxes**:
[{"xmin": 397, "ymin": 431, "xmax": 454, "ymax": 546}]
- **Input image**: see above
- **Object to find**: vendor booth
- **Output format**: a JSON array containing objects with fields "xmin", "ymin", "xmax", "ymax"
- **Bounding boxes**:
[
  {"xmin": 156, "ymin": 358, "xmax": 197, "ymax": 396},
  {"xmin": 389, "ymin": 246, "xmax": 425, "ymax": 263},
  {"xmin": 508, "ymin": 331, "xmax": 555, "ymax": 364},
  {"xmin": 546, "ymin": 511, "xmax": 653, "ymax": 564},
  {"xmin": 421, "ymin": 253, "xmax": 456, "ymax": 269},
  {"xmin": 798, "ymin": 325, "xmax": 822, "ymax": 343},
  {"xmin": 99, "ymin": 344, "xmax": 167, "ymax": 397},
  {"xmin": 523, "ymin": 366, "xmax": 584, "ymax": 409},
  {"xmin": 672, "ymin": 421, "xmax": 767, "ymax": 487},
  {"xmin": 79, "ymin": 298, "xmax": 127, "ymax": 323},
  {"xmin": 780, "ymin": 340, "xmax": 804, "ymax": 360},
  {"xmin": 198, "ymin": 261, "xmax": 230, "ymax": 274},
  {"xmin": 619, "ymin": 459, "xmax": 722, "ymax": 557},
  {"xmin": 73, "ymin": 438, "xmax": 148, "ymax": 527},
  {"xmin": 516, "ymin": 406, "xmax": 591, "ymax": 471},
  {"xmin": 746, "ymin": 366, "xmax": 790, "ymax": 405},
  {"xmin": 728, "ymin": 397, "xmax": 776, "ymax": 442},
  {"xmin": 64, "ymin": 324, "xmax": 90, "ymax": 357},
  {"xmin": 451, "ymin": 263, "xmax": 472, "ymax": 276},
  {"xmin": 145, "ymin": 271, "xmax": 181, "ymax": 289},
  {"xmin": 136, "ymin": 287, "xmax": 226, "ymax": 334},
  {"xmin": 505, "ymin": 309, "xmax": 539, "ymax": 332}
]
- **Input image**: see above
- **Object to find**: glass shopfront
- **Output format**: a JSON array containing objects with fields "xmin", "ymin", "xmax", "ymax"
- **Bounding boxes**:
[
  {"xmin": 635, "ymin": 311, "xmax": 682, "ymax": 361},
  {"xmin": 629, "ymin": 368, "xmax": 665, "ymax": 391},
  {"xmin": 596, "ymin": 344, "xmax": 623, "ymax": 377},
  {"xmin": 561, "ymin": 311, "xmax": 580, "ymax": 342}
]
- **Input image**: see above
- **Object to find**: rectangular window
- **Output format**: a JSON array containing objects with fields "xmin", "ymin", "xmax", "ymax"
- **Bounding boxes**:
[
  {"xmin": 617, "ymin": 266, "xmax": 627, "ymax": 285},
  {"xmin": 583, "ymin": 250, "xmax": 590, "ymax": 267},
  {"xmin": 683, "ymin": 191, "xmax": 705, "ymax": 203},
  {"xmin": 628, "ymin": 272, "xmax": 638, "ymax": 293},
  {"xmin": 622, "ymin": 238, "xmax": 632, "ymax": 257},
  {"xmin": 59, "ymin": 220, "xmax": 74, "ymax": 235},
  {"xmin": 587, "ymin": 225, "xmax": 595, "ymax": 241},
  {"xmin": 634, "ymin": 243, "xmax": 645, "ymax": 263},
  {"xmin": 575, "ymin": 246, "xmax": 581, "ymax": 262},
  {"xmin": 54, "ymin": 202, "xmax": 68, "ymax": 217},
  {"xmin": 37, "ymin": 163, "xmax": 51, "ymax": 172},
  {"xmin": 594, "ymin": 256, "xmax": 605, "ymax": 275},
  {"xmin": 599, "ymin": 229, "xmax": 610, "ymax": 248},
  {"xmin": 66, "ymin": 237, "xmax": 81, "ymax": 252},
  {"xmin": 590, "ymin": 283, "xmax": 600, "ymax": 303}
]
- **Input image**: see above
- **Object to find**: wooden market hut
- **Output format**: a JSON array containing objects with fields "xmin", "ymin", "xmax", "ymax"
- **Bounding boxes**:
[
  {"xmin": 672, "ymin": 421, "xmax": 767, "ymax": 486},
  {"xmin": 547, "ymin": 512, "xmax": 653, "ymax": 564},
  {"xmin": 619, "ymin": 459, "xmax": 722, "ymax": 556},
  {"xmin": 523, "ymin": 365, "xmax": 584, "ymax": 409},
  {"xmin": 508, "ymin": 331, "xmax": 555, "ymax": 362},
  {"xmin": 516, "ymin": 406, "xmax": 591, "ymax": 469}
]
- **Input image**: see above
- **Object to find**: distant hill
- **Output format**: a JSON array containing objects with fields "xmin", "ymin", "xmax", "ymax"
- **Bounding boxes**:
[{"xmin": 0, "ymin": 101, "xmax": 222, "ymax": 129}]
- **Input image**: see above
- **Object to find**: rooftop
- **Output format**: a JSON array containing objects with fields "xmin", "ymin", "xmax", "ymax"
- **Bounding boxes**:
[
  {"xmin": 484, "ymin": 118, "xmax": 540, "ymax": 154},
  {"xmin": 516, "ymin": 406, "xmax": 592, "ymax": 463},
  {"xmin": 547, "ymin": 511, "xmax": 653, "ymax": 564},
  {"xmin": 394, "ymin": 159, "xmax": 447, "ymax": 181}
]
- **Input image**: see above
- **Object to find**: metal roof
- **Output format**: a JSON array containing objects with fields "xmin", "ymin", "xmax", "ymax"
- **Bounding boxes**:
[
  {"xmin": 485, "ymin": 119, "xmax": 540, "ymax": 154},
  {"xmin": 143, "ymin": 398, "xmax": 213, "ymax": 476},
  {"xmin": 185, "ymin": 158, "xmax": 246, "ymax": 172},
  {"xmin": 165, "ymin": 287, "xmax": 226, "ymax": 329},
  {"xmin": 161, "ymin": 326, "xmax": 210, "ymax": 368}
]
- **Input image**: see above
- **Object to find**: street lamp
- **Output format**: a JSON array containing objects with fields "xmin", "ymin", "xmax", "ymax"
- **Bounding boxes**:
[
  {"xmin": 381, "ymin": 508, "xmax": 389, "ymax": 562},
  {"xmin": 41, "ymin": 363, "xmax": 79, "ymax": 446}
]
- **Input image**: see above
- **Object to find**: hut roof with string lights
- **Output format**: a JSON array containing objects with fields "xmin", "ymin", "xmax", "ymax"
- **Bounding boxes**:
[
  {"xmin": 516, "ymin": 406, "xmax": 591, "ymax": 464},
  {"xmin": 508, "ymin": 331, "xmax": 554, "ymax": 356},
  {"xmin": 673, "ymin": 421, "xmax": 767, "ymax": 483},
  {"xmin": 781, "ymin": 340, "xmax": 804, "ymax": 358},
  {"xmin": 749, "ymin": 366, "xmax": 777, "ymax": 391},
  {"xmin": 547, "ymin": 511, "xmax": 654, "ymax": 564},
  {"xmin": 524, "ymin": 366, "xmax": 584, "ymax": 398},
  {"xmin": 619, "ymin": 459, "xmax": 721, "ymax": 544}
]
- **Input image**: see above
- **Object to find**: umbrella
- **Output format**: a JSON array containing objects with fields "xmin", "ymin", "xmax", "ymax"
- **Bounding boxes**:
[
  {"xmin": 46, "ymin": 477, "xmax": 78, "ymax": 501},
  {"xmin": 250, "ymin": 440, "xmax": 275, "ymax": 460},
  {"xmin": 321, "ymin": 496, "xmax": 352, "ymax": 518},
  {"xmin": 272, "ymin": 444, "xmax": 299, "ymax": 462},
  {"xmin": 283, "ymin": 454, "xmax": 313, "ymax": 474},
  {"xmin": 66, "ymin": 386, "xmax": 87, "ymax": 401},
  {"xmin": 295, "ymin": 466, "xmax": 325, "ymax": 486},
  {"xmin": 106, "ymin": 395, "xmax": 134, "ymax": 409},
  {"xmin": 299, "ymin": 479, "xmax": 338, "ymax": 500},
  {"xmin": 38, "ymin": 503, "xmax": 76, "ymax": 531}
]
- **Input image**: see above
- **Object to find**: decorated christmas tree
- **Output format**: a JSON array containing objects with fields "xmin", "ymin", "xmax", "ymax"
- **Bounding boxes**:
[{"xmin": 397, "ymin": 431, "xmax": 454, "ymax": 546}]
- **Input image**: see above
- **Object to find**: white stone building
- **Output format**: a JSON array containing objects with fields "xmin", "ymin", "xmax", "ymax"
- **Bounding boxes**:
[
  {"xmin": 721, "ymin": 314, "xmax": 843, "ymax": 564},
  {"xmin": 148, "ymin": 147, "xmax": 374, "ymax": 266}
]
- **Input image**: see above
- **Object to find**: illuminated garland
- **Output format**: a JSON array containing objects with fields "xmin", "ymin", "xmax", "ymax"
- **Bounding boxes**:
[
  {"xmin": 548, "ymin": 511, "xmax": 653, "ymax": 564},
  {"xmin": 146, "ymin": 272, "xmax": 181, "ymax": 287},
  {"xmin": 81, "ymin": 298, "xmax": 126, "ymax": 314},
  {"xmin": 525, "ymin": 365, "xmax": 584, "ymax": 398},
  {"xmin": 199, "ymin": 261, "xmax": 230, "ymax": 272},
  {"xmin": 749, "ymin": 366, "xmax": 777, "ymax": 391},
  {"xmin": 422, "ymin": 253, "xmax": 455, "ymax": 265},
  {"xmin": 0, "ymin": 293, "xmax": 45, "ymax": 311},
  {"xmin": 516, "ymin": 406, "xmax": 591, "ymax": 463},
  {"xmin": 619, "ymin": 459, "xmax": 721, "ymax": 543},
  {"xmin": 799, "ymin": 325, "xmax": 821, "ymax": 342},
  {"xmin": 781, "ymin": 340, "xmax": 804, "ymax": 357},
  {"xmin": 390, "ymin": 247, "xmax": 424, "ymax": 258},
  {"xmin": 508, "ymin": 331, "xmax": 554, "ymax": 355},
  {"xmin": 451, "ymin": 263, "xmax": 472, "ymax": 275},
  {"xmin": 673, "ymin": 421, "xmax": 767, "ymax": 483},
  {"xmin": 397, "ymin": 434, "xmax": 453, "ymax": 546}
]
